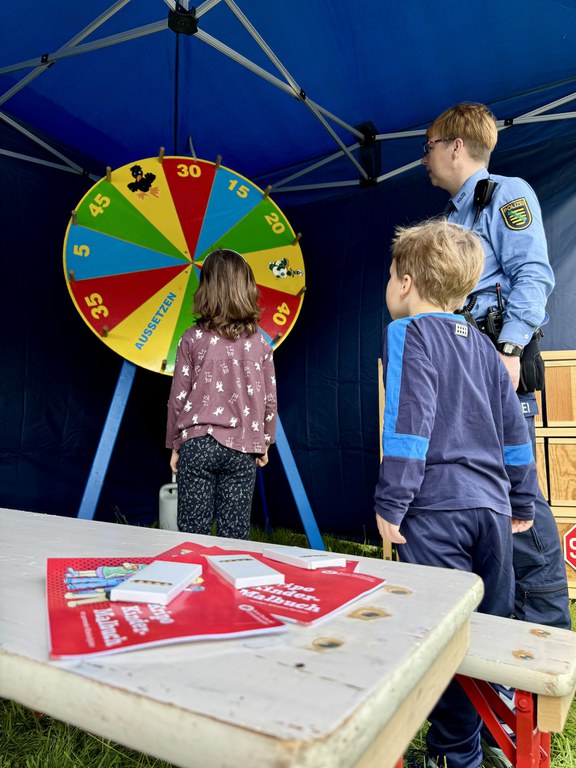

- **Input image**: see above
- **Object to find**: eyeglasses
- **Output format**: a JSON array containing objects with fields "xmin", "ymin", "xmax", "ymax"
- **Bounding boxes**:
[{"xmin": 422, "ymin": 137, "xmax": 456, "ymax": 155}]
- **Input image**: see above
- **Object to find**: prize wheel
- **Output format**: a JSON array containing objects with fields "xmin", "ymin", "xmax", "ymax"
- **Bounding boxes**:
[{"xmin": 63, "ymin": 156, "xmax": 305, "ymax": 375}]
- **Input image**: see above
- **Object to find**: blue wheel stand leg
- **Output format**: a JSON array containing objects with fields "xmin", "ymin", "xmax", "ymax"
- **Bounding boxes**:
[
  {"xmin": 77, "ymin": 364, "xmax": 324, "ymax": 552},
  {"xmin": 77, "ymin": 360, "xmax": 137, "ymax": 520},
  {"xmin": 275, "ymin": 415, "xmax": 325, "ymax": 550}
]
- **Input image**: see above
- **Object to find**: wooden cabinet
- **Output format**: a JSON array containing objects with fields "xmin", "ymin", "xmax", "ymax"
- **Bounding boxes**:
[{"xmin": 536, "ymin": 351, "xmax": 576, "ymax": 598}]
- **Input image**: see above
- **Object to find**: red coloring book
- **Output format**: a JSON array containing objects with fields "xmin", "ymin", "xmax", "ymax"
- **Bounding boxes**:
[
  {"xmin": 158, "ymin": 543, "xmax": 386, "ymax": 625},
  {"xmin": 46, "ymin": 555, "xmax": 286, "ymax": 659}
]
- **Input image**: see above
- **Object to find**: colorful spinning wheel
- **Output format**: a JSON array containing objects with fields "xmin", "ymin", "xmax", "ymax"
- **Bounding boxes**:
[{"xmin": 63, "ymin": 155, "xmax": 305, "ymax": 375}]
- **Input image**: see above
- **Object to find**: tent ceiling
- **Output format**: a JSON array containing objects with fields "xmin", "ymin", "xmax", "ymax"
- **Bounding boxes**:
[
  {"xmin": 2, "ymin": 0, "xmax": 576, "ymax": 195},
  {"xmin": 3, "ymin": 1, "xmax": 576, "ymax": 534}
]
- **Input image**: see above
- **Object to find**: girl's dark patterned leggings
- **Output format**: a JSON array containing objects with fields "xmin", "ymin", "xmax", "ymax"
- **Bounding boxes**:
[{"xmin": 176, "ymin": 435, "xmax": 257, "ymax": 539}]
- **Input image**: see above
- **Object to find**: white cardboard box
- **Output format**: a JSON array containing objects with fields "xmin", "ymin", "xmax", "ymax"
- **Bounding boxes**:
[
  {"xmin": 262, "ymin": 545, "xmax": 346, "ymax": 570},
  {"xmin": 206, "ymin": 554, "xmax": 284, "ymax": 589},
  {"xmin": 109, "ymin": 560, "xmax": 202, "ymax": 605}
]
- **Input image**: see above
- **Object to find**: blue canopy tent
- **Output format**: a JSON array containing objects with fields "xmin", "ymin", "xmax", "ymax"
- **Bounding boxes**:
[{"xmin": 1, "ymin": 0, "xmax": 576, "ymax": 538}]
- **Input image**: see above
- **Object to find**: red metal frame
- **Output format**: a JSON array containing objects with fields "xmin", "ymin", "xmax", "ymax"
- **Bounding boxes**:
[{"xmin": 455, "ymin": 675, "xmax": 551, "ymax": 768}]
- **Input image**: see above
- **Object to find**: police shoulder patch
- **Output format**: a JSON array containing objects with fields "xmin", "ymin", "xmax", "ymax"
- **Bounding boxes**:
[{"xmin": 499, "ymin": 197, "xmax": 532, "ymax": 230}]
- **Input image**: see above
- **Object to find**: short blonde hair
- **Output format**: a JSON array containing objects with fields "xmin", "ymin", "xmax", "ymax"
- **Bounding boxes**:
[
  {"xmin": 391, "ymin": 219, "xmax": 485, "ymax": 311},
  {"xmin": 427, "ymin": 102, "xmax": 498, "ymax": 164}
]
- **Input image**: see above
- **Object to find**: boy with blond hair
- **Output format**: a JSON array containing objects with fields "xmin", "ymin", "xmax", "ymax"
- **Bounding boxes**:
[{"xmin": 375, "ymin": 219, "xmax": 538, "ymax": 768}]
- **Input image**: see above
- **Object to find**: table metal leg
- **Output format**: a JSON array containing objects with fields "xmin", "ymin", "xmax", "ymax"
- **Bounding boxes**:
[{"xmin": 456, "ymin": 675, "xmax": 550, "ymax": 768}]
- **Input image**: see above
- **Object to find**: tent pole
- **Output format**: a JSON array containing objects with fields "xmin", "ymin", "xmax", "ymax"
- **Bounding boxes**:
[
  {"xmin": 0, "ymin": 0, "xmax": 223, "ymax": 78},
  {"xmin": 272, "ymin": 149, "xmax": 351, "ymax": 188},
  {"xmin": 274, "ymin": 180, "xmax": 363, "ymax": 193},
  {"xmin": 0, "ymin": 0, "xmax": 131, "ymax": 107},
  {"xmin": 164, "ymin": 0, "xmax": 223, "ymax": 14},
  {"xmin": 512, "ymin": 112, "xmax": 576, "ymax": 124},
  {"xmin": 77, "ymin": 361, "xmax": 137, "ymax": 521},
  {"xmin": 300, "ymin": 101, "xmax": 368, "ymax": 179},
  {"xmin": 270, "ymin": 146, "xmax": 422, "ymax": 192},
  {"xmin": 223, "ymin": 0, "xmax": 366, "ymax": 141},
  {"xmin": 270, "ymin": 98, "xmax": 576, "ymax": 194},
  {"xmin": 194, "ymin": 29, "xmax": 367, "ymax": 178},
  {"xmin": 0, "ymin": 148, "xmax": 84, "ymax": 174},
  {"xmin": 0, "ymin": 21, "xmax": 168, "ymax": 77},
  {"xmin": 224, "ymin": 0, "xmax": 302, "ymax": 91},
  {"xmin": 516, "ymin": 89, "xmax": 576, "ymax": 118},
  {"xmin": 0, "ymin": 111, "xmax": 89, "ymax": 175}
]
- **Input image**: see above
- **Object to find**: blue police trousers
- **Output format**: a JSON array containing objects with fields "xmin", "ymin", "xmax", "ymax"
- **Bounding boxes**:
[{"xmin": 514, "ymin": 394, "xmax": 571, "ymax": 629}]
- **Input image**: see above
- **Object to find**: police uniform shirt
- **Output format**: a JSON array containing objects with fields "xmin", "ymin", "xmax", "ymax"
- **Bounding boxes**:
[
  {"xmin": 374, "ymin": 313, "xmax": 537, "ymax": 527},
  {"xmin": 445, "ymin": 168, "xmax": 554, "ymax": 349}
]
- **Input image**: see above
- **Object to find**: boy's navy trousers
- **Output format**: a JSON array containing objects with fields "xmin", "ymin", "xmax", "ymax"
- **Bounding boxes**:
[{"xmin": 398, "ymin": 507, "xmax": 514, "ymax": 768}]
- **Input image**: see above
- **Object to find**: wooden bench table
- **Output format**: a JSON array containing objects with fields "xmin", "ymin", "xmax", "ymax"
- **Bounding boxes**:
[
  {"xmin": 457, "ymin": 612, "xmax": 576, "ymax": 768},
  {"xmin": 0, "ymin": 508, "xmax": 483, "ymax": 768}
]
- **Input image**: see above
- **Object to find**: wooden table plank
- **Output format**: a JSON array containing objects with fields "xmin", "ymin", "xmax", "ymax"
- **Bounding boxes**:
[{"xmin": 0, "ymin": 508, "xmax": 483, "ymax": 768}]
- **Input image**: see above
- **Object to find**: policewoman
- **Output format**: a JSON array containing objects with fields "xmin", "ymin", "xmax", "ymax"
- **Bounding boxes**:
[{"xmin": 422, "ymin": 101, "xmax": 570, "ymax": 630}]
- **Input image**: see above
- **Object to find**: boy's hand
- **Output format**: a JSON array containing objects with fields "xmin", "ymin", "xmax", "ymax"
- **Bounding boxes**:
[
  {"xmin": 170, "ymin": 449, "xmax": 179, "ymax": 474},
  {"xmin": 511, "ymin": 517, "xmax": 534, "ymax": 534},
  {"xmin": 499, "ymin": 352, "xmax": 521, "ymax": 391},
  {"xmin": 375, "ymin": 514, "xmax": 406, "ymax": 544}
]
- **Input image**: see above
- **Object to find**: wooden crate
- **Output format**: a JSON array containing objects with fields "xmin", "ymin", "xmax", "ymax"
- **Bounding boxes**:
[
  {"xmin": 535, "ymin": 389, "xmax": 544, "ymax": 429},
  {"xmin": 548, "ymin": 437, "xmax": 576, "ymax": 506},
  {"xmin": 539, "ymin": 352, "xmax": 576, "ymax": 428},
  {"xmin": 543, "ymin": 361, "xmax": 576, "ymax": 427},
  {"xmin": 536, "ymin": 352, "xmax": 576, "ymax": 598},
  {"xmin": 535, "ymin": 436, "xmax": 548, "ymax": 499}
]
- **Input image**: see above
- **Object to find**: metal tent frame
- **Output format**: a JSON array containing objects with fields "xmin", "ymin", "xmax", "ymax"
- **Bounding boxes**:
[
  {"xmin": 3, "ymin": 0, "xmax": 576, "ymax": 547},
  {"xmin": 2, "ymin": 0, "xmax": 576, "ymax": 192}
]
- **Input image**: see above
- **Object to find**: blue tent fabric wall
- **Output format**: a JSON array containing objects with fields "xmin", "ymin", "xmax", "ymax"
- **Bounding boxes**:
[
  {"xmin": 4, "ymin": 125, "xmax": 572, "ymax": 537},
  {"xmin": 2, "ymin": 0, "xmax": 576, "ymax": 535},
  {"xmin": 257, "ymin": 136, "xmax": 576, "ymax": 539},
  {"xmin": 0, "ymin": 130, "xmax": 171, "ymax": 524},
  {"xmin": 490, "ymin": 138, "xmax": 576, "ymax": 351}
]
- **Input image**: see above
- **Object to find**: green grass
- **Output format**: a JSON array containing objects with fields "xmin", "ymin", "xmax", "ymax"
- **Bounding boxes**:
[
  {"xmin": 549, "ymin": 601, "xmax": 576, "ymax": 768},
  {"xmin": 250, "ymin": 524, "xmax": 382, "ymax": 556},
  {"xmin": 2, "ymin": 527, "xmax": 574, "ymax": 768},
  {"xmin": 0, "ymin": 700, "xmax": 169, "ymax": 768}
]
